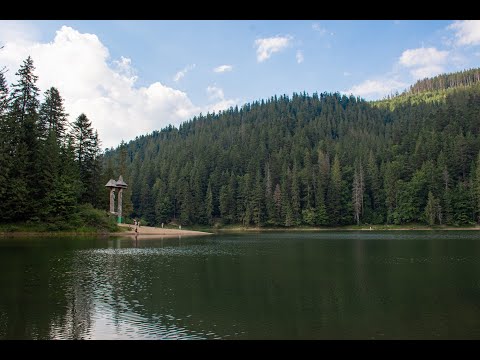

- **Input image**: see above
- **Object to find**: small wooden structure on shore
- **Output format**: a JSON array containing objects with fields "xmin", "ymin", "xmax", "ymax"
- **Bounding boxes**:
[{"xmin": 105, "ymin": 175, "xmax": 128, "ymax": 223}]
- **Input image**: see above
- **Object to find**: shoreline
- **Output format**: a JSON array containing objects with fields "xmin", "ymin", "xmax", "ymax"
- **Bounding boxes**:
[
  {"xmin": 114, "ymin": 224, "xmax": 213, "ymax": 238},
  {"xmin": 1, "ymin": 224, "xmax": 479, "ymax": 237},
  {"xmin": 214, "ymin": 226, "xmax": 480, "ymax": 232}
]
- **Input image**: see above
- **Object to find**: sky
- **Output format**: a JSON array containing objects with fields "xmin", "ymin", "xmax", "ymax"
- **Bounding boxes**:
[{"xmin": 1, "ymin": 20, "xmax": 480, "ymax": 149}]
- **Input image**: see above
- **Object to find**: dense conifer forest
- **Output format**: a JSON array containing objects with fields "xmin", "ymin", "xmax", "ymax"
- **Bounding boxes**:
[
  {"xmin": 1, "ymin": 56, "xmax": 480, "ymax": 229},
  {"xmin": 105, "ymin": 69, "xmax": 480, "ymax": 227},
  {"xmin": 0, "ymin": 57, "xmax": 115, "ymax": 231}
]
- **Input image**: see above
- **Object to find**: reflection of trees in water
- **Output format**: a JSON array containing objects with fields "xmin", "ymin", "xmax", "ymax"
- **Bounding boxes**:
[
  {"xmin": 49, "ymin": 252, "xmax": 96, "ymax": 339},
  {"xmin": 0, "ymin": 237, "xmax": 99, "ymax": 339}
]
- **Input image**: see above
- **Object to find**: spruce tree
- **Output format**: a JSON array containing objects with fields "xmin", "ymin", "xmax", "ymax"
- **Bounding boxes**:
[
  {"xmin": 5, "ymin": 56, "xmax": 41, "ymax": 220},
  {"xmin": 327, "ymin": 154, "xmax": 342, "ymax": 225},
  {"xmin": 71, "ymin": 113, "xmax": 95, "ymax": 204},
  {"xmin": 476, "ymin": 152, "xmax": 480, "ymax": 223},
  {"xmin": 205, "ymin": 181, "xmax": 214, "ymax": 225},
  {"xmin": 0, "ymin": 72, "xmax": 10, "ymax": 217},
  {"xmin": 39, "ymin": 87, "xmax": 68, "ymax": 143}
]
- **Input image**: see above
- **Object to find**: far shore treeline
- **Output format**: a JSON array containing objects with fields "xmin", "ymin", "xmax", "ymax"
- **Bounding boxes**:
[{"xmin": 1, "ymin": 56, "xmax": 480, "ymax": 230}]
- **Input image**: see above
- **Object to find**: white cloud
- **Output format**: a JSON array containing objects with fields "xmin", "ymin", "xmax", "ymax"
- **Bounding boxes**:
[
  {"xmin": 206, "ymin": 85, "xmax": 224, "ymax": 101},
  {"xmin": 0, "ymin": 25, "xmax": 236, "ymax": 148},
  {"xmin": 254, "ymin": 35, "xmax": 292, "ymax": 62},
  {"xmin": 213, "ymin": 64, "xmax": 233, "ymax": 73},
  {"xmin": 205, "ymin": 85, "xmax": 237, "ymax": 113},
  {"xmin": 448, "ymin": 20, "xmax": 480, "ymax": 46},
  {"xmin": 312, "ymin": 23, "xmax": 327, "ymax": 35},
  {"xmin": 399, "ymin": 47, "xmax": 449, "ymax": 79},
  {"xmin": 312, "ymin": 23, "xmax": 334, "ymax": 36},
  {"xmin": 0, "ymin": 20, "xmax": 39, "ymax": 45},
  {"xmin": 113, "ymin": 56, "xmax": 137, "ymax": 82},
  {"xmin": 296, "ymin": 50, "xmax": 304, "ymax": 64},
  {"xmin": 173, "ymin": 63, "xmax": 195, "ymax": 82},
  {"xmin": 399, "ymin": 47, "xmax": 448, "ymax": 67},
  {"xmin": 346, "ymin": 79, "xmax": 407, "ymax": 100},
  {"xmin": 410, "ymin": 65, "xmax": 444, "ymax": 79}
]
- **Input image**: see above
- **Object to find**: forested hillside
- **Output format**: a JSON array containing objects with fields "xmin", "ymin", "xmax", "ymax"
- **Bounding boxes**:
[
  {"xmin": 407, "ymin": 68, "xmax": 480, "ymax": 94},
  {"xmin": 2, "ymin": 57, "xmax": 480, "ymax": 229},
  {"xmin": 106, "ymin": 70, "xmax": 480, "ymax": 227}
]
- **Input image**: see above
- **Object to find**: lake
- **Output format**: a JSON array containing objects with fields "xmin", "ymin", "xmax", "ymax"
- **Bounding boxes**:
[{"xmin": 1, "ymin": 231, "xmax": 480, "ymax": 339}]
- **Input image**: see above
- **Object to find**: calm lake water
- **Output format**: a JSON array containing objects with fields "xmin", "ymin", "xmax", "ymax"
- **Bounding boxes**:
[{"xmin": 1, "ymin": 231, "xmax": 480, "ymax": 339}]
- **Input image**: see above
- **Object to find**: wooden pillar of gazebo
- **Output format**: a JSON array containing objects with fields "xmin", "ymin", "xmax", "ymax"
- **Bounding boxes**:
[
  {"xmin": 105, "ymin": 176, "xmax": 128, "ymax": 223},
  {"xmin": 115, "ymin": 175, "xmax": 128, "ymax": 223}
]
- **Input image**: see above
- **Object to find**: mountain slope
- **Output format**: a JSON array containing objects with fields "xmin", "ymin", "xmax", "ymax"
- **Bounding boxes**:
[{"xmin": 104, "ymin": 70, "xmax": 480, "ymax": 227}]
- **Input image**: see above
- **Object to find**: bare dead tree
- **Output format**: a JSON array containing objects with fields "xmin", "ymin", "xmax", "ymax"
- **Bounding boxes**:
[{"xmin": 352, "ymin": 161, "xmax": 365, "ymax": 226}]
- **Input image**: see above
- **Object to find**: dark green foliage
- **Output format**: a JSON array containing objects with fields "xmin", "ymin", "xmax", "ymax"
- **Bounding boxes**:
[
  {"xmin": 4, "ymin": 58, "xmax": 477, "ymax": 229},
  {"xmin": 0, "ymin": 57, "xmax": 108, "ymax": 230},
  {"xmin": 2, "ymin": 56, "xmax": 41, "ymax": 220},
  {"xmin": 39, "ymin": 87, "xmax": 68, "ymax": 143},
  {"xmin": 71, "ymin": 114, "xmax": 103, "ymax": 206},
  {"xmin": 476, "ymin": 152, "xmax": 480, "ymax": 223},
  {"xmin": 0, "ymin": 71, "xmax": 8, "ymax": 115},
  {"xmin": 105, "ymin": 71, "xmax": 480, "ymax": 227}
]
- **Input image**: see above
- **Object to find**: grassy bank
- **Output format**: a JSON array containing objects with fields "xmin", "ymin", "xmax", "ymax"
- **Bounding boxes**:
[
  {"xmin": 191, "ymin": 223, "xmax": 480, "ymax": 232},
  {"xmin": 3, "ymin": 218, "xmax": 479, "ymax": 236},
  {"xmin": 0, "ymin": 204, "xmax": 126, "ymax": 236}
]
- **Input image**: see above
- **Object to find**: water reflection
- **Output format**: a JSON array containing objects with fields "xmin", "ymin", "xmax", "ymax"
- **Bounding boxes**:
[{"xmin": 1, "ymin": 232, "xmax": 480, "ymax": 339}]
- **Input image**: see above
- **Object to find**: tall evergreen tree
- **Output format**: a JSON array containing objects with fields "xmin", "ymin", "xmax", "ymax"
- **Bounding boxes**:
[
  {"xmin": 327, "ymin": 154, "xmax": 342, "ymax": 225},
  {"xmin": 0, "ymin": 71, "xmax": 10, "ymax": 214},
  {"xmin": 205, "ymin": 181, "xmax": 214, "ymax": 225},
  {"xmin": 39, "ymin": 87, "xmax": 68, "ymax": 143},
  {"xmin": 352, "ymin": 160, "xmax": 365, "ymax": 225},
  {"xmin": 0, "ymin": 71, "xmax": 8, "ymax": 115},
  {"xmin": 475, "ymin": 152, "xmax": 480, "ymax": 223},
  {"xmin": 3, "ymin": 56, "xmax": 41, "ymax": 220},
  {"xmin": 71, "ymin": 113, "xmax": 96, "ymax": 204}
]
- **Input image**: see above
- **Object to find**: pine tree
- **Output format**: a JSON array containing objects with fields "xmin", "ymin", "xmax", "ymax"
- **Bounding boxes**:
[
  {"xmin": 366, "ymin": 150, "xmax": 382, "ymax": 222},
  {"xmin": 327, "ymin": 154, "xmax": 342, "ymax": 225},
  {"xmin": 88, "ymin": 130, "xmax": 103, "ymax": 208},
  {"xmin": 252, "ymin": 168, "xmax": 265, "ymax": 227},
  {"xmin": 352, "ymin": 160, "xmax": 365, "ymax": 225},
  {"xmin": 273, "ymin": 183, "xmax": 282, "ymax": 226},
  {"xmin": 265, "ymin": 162, "xmax": 276, "ymax": 225},
  {"xmin": 219, "ymin": 184, "xmax": 230, "ymax": 224},
  {"xmin": 0, "ymin": 71, "xmax": 8, "ymax": 116},
  {"xmin": 424, "ymin": 191, "xmax": 440, "ymax": 225},
  {"xmin": 315, "ymin": 149, "xmax": 330, "ymax": 226},
  {"xmin": 476, "ymin": 152, "xmax": 480, "ymax": 223},
  {"xmin": 4, "ymin": 56, "xmax": 41, "ymax": 220},
  {"xmin": 36, "ymin": 87, "xmax": 69, "ymax": 220},
  {"xmin": 71, "ymin": 113, "xmax": 95, "ymax": 204},
  {"xmin": 205, "ymin": 181, "xmax": 214, "ymax": 225},
  {"xmin": 280, "ymin": 173, "xmax": 293, "ymax": 227},
  {"xmin": 0, "ymin": 72, "xmax": 10, "ymax": 218},
  {"xmin": 290, "ymin": 163, "xmax": 301, "ymax": 225},
  {"xmin": 39, "ymin": 87, "xmax": 68, "ymax": 143}
]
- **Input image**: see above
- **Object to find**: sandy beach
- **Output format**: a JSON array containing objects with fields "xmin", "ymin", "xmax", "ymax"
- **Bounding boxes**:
[{"xmin": 116, "ymin": 223, "xmax": 212, "ymax": 238}]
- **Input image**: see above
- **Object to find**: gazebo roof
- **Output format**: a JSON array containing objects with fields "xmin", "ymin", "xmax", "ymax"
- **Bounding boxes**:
[
  {"xmin": 116, "ymin": 175, "xmax": 128, "ymax": 188},
  {"xmin": 105, "ymin": 179, "xmax": 117, "ymax": 187}
]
